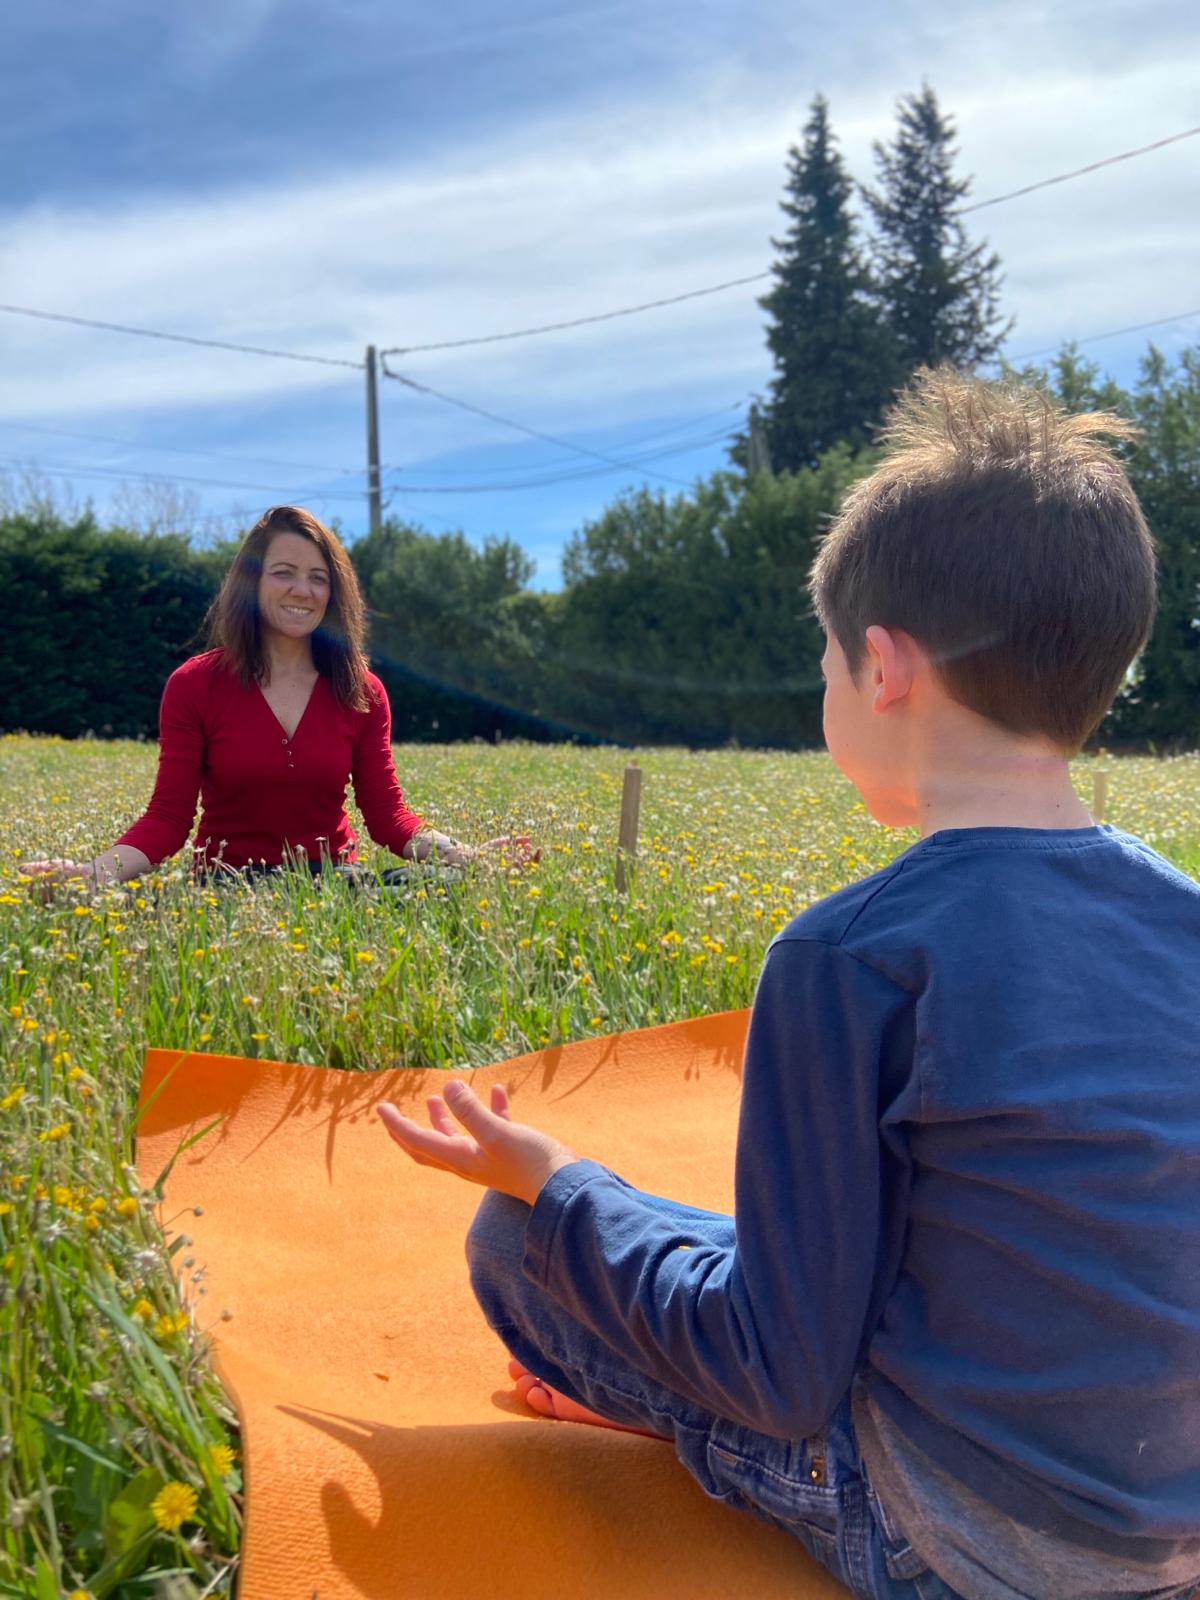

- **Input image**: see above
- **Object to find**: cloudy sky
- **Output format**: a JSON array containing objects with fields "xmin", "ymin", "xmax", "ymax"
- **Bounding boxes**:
[{"xmin": 2, "ymin": 0, "xmax": 1196, "ymax": 583}]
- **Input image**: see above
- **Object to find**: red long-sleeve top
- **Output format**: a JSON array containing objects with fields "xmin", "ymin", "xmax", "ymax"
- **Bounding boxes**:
[{"xmin": 116, "ymin": 650, "xmax": 424, "ymax": 870}]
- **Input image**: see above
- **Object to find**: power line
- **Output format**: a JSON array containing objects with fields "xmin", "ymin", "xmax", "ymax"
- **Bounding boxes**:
[
  {"xmin": 0, "ymin": 417, "xmax": 361, "ymax": 479},
  {"xmin": 0, "ymin": 454, "xmax": 363, "ymax": 501},
  {"xmin": 961, "ymin": 125, "xmax": 1200, "ymax": 215},
  {"xmin": 1006, "ymin": 307, "xmax": 1200, "ymax": 365},
  {"xmin": 379, "ymin": 271, "xmax": 772, "ymax": 357},
  {"xmin": 378, "ymin": 399, "xmax": 745, "ymax": 480},
  {"xmin": 4, "ymin": 126, "xmax": 1196, "ymax": 382},
  {"xmin": 380, "ymin": 125, "xmax": 1200, "ymax": 357},
  {"xmin": 380, "ymin": 364, "xmax": 693, "ymax": 489},
  {"xmin": 0, "ymin": 302, "xmax": 363, "ymax": 369},
  {"xmin": 384, "ymin": 422, "xmax": 742, "ymax": 494}
]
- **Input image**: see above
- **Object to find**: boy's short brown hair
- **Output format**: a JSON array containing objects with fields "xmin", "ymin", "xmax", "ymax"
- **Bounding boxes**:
[{"xmin": 809, "ymin": 368, "xmax": 1157, "ymax": 751}]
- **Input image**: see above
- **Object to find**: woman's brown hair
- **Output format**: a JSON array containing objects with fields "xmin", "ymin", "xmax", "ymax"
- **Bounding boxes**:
[
  {"xmin": 206, "ymin": 506, "xmax": 370, "ymax": 712},
  {"xmin": 809, "ymin": 368, "xmax": 1158, "ymax": 752}
]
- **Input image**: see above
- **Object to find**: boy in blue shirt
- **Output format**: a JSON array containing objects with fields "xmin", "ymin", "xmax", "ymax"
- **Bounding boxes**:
[{"xmin": 378, "ymin": 371, "xmax": 1200, "ymax": 1600}]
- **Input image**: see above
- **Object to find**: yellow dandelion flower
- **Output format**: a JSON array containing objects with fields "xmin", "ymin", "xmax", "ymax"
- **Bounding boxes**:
[
  {"xmin": 38, "ymin": 1123, "xmax": 70, "ymax": 1143},
  {"xmin": 1, "ymin": 1086, "xmax": 27, "ymax": 1110},
  {"xmin": 1, "ymin": 1253, "xmax": 15, "ymax": 1271},
  {"xmin": 154, "ymin": 1310, "xmax": 189, "ymax": 1340},
  {"xmin": 84, "ymin": 1214, "xmax": 101, "ymax": 1233},
  {"xmin": 89, "ymin": 1196, "xmax": 107, "ymax": 1213},
  {"xmin": 116, "ymin": 1196, "xmax": 139, "ymax": 1217},
  {"xmin": 250, "ymin": 1032, "xmax": 268, "ymax": 1042},
  {"xmin": 0, "ymin": 1201, "xmax": 12, "ymax": 1217},
  {"xmin": 150, "ymin": 1480, "xmax": 199, "ymax": 1531},
  {"xmin": 207, "ymin": 1442, "xmax": 237, "ymax": 1476},
  {"xmin": 130, "ymin": 1297, "xmax": 155, "ymax": 1324},
  {"xmin": 355, "ymin": 950, "xmax": 374, "ymax": 962},
  {"xmin": 73, "ymin": 904, "xmax": 89, "ymax": 916},
  {"xmin": 20, "ymin": 1017, "xmax": 38, "ymax": 1032}
]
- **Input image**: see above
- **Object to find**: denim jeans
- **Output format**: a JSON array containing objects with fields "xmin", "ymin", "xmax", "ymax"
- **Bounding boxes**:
[{"xmin": 467, "ymin": 1188, "xmax": 965, "ymax": 1600}]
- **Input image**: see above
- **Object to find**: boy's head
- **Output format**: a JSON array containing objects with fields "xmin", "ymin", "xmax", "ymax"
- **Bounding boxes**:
[{"xmin": 809, "ymin": 369, "xmax": 1157, "ymax": 816}]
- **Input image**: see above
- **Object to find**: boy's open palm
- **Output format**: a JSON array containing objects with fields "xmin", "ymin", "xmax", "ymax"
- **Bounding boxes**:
[{"xmin": 376, "ymin": 1081, "xmax": 578, "ymax": 1206}]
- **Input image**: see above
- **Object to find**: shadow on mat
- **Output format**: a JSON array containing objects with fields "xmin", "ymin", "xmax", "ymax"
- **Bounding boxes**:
[
  {"xmin": 275, "ymin": 1401, "xmax": 844, "ymax": 1600},
  {"xmin": 137, "ymin": 1012, "xmax": 748, "ymax": 1183}
]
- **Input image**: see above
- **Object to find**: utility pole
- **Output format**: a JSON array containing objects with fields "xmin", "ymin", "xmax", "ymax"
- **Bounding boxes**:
[
  {"xmin": 747, "ymin": 403, "xmax": 772, "ymax": 477},
  {"xmin": 365, "ymin": 344, "xmax": 382, "ymax": 535}
]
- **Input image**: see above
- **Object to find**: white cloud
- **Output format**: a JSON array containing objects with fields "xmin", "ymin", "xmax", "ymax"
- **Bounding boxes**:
[{"xmin": 2, "ymin": 0, "xmax": 1197, "ymax": 484}]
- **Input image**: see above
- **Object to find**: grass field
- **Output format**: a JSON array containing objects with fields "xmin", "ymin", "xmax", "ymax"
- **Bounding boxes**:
[{"xmin": 2, "ymin": 735, "xmax": 1198, "ymax": 1598}]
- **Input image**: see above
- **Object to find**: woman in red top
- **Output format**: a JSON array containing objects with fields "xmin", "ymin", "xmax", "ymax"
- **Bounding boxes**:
[{"xmin": 23, "ymin": 505, "xmax": 528, "ymax": 888}]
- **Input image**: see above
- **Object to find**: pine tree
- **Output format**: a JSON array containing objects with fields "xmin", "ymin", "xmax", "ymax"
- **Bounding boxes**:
[
  {"xmin": 863, "ymin": 84, "xmax": 1010, "ymax": 373},
  {"xmin": 740, "ymin": 95, "xmax": 895, "ymax": 474}
]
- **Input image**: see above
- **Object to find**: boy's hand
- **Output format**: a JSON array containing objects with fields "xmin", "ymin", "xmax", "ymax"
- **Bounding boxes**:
[{"xmin": 376, "ymin": 1081, "xmax": 577, "ymax": 1206}]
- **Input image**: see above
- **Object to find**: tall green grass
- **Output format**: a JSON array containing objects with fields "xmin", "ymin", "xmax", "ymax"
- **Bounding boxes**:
[{"xmin": 2, "ymin": 736, "xmax": 1197, "ymax": 1597}]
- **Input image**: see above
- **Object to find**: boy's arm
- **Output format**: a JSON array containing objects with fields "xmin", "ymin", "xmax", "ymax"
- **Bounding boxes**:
[{"xmin": 520, "ymin": 938, "xmax": 913, "ymax": 1438}]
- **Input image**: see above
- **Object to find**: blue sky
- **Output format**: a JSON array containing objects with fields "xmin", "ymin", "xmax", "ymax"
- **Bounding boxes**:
[{"xmin": 2, "ymin": 0, "xmax": 1197, "ymax": 585}]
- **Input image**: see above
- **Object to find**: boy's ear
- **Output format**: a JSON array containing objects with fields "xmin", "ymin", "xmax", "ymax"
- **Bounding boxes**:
[{"xmin": 865, "ymin": 625, "xmax": 918, "ymax": 712}]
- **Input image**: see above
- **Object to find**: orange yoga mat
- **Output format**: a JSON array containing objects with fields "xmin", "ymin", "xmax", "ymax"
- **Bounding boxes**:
[{"xmin": 136, "ymin": 1013, "xmax": 851, "ymax": 1599}]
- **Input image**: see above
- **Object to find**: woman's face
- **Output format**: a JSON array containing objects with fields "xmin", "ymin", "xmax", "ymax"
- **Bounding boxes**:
[{"xmin": 257, "ymin": 531, "xmax": 331, "ymax": 642}]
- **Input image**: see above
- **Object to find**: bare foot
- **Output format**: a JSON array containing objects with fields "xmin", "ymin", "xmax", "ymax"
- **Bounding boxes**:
[{"xmin": 507, "ymin": 1360, "xmax": 668, "ymax": 1440}]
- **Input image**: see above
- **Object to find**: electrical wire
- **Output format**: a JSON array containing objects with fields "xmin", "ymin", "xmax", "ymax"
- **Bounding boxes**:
[
  {"xmin": 383, "ymin": 424, "xmax": 742, "ymax": 494},
  {"xmin": 0, "ymin": 302, "xmax": 363, "ymax": 368},
  {"xmin": 378, "ymin": 399, "xmax": 745, "ymax": 479},
  {"xmin": 1006, "ymin": 307, "xmax": 1200, "ymax": 365},
  {"xmin": 0, "ymin": 417, "xmax": 361, "ymax": 479},
  {"xmin": 381, "ymin": 365, "xmax": 693, "ymax": 489},
  {"xmin": 379, "ymin": 271, "xmax": 772, "ymax": 357},
  {"xmin": 3, "ymin": 126, "xmax": 1196, "ymax": 378},
  {"xmin": 0, "ymin": 454, "xmax": 362, "ymax": 501},
  {"xmin": 960, "ymin": 125, "xmax": 1200, "ymax": 215},
  {"xmin": 380, "ymin": 126, "xmax": 1200, "ymax": 356}
]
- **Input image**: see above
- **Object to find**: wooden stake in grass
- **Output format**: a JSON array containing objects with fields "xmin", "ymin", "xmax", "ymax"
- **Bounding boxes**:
[
  {"xmin": 1093, "ymin": 770, "xmax": 1109, "ymax": 823},
  {"xmin": 615, "ymin": 762, "xmax": 643, "ymax": 894}
]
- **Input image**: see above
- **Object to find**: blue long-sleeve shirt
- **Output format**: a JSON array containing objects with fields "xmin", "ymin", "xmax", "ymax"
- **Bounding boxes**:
[{"xmin": 523, "ymin": 825, "xmax": 1200, "ymax": 1558}]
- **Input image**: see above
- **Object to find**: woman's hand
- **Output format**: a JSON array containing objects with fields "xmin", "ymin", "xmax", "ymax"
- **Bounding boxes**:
[
  {"xmin": 475, "ymin": 835, "xmax": 540, "ymax": 868},
  {"xmin": 18, "ymin": 859, "xmax": 95, "ymax": 899},
  {"xmin": 417, "ymin": 834, "xmax": 540, "ymax": 869},
  {"xmin": 377, "ymin": 1081, "xmax": 576, "ymax": 1206}
]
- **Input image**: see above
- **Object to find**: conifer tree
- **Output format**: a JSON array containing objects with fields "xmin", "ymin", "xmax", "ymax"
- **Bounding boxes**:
[
  {"xmin": 863, "ymin": 84, "xmax": 1010, "ymax": 373},
  {"xmin": 739, "ymin": 95, "xmax": 895, "ymax": 474}
]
